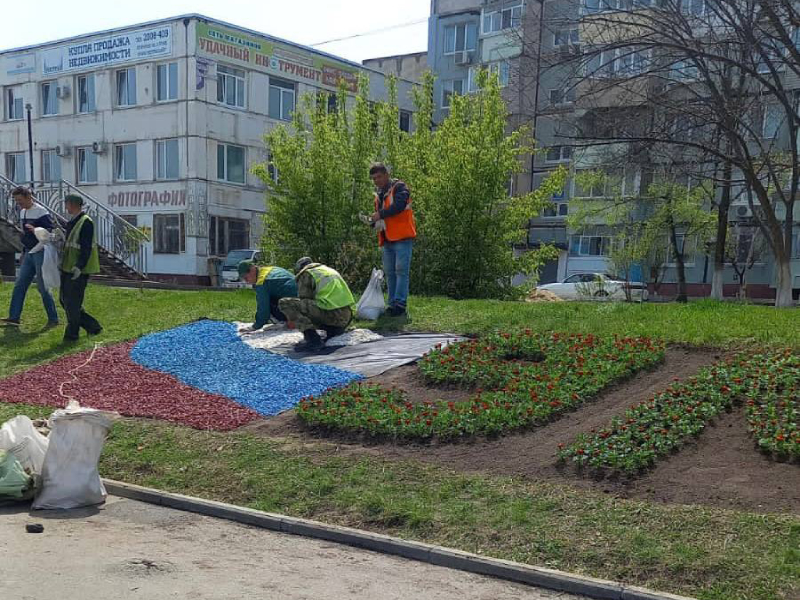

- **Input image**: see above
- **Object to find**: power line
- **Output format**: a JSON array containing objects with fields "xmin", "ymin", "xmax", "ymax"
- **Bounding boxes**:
[{"xmin": 310, "ymin": 18, "xmax": 427, "ymax": 47}]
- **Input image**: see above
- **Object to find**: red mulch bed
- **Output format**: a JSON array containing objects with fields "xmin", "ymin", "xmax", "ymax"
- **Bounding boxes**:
[{"xmin": 0, "ymin": 342, "xmax": 260, "ymax": 431}]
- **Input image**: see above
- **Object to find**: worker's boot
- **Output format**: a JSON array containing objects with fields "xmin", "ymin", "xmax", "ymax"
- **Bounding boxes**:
[
  {"xmin": 323, "ymin": 326, "xmax": 346, "ymax": 340},
  {"xmin": 295, "ymin": 329, "xmax": 324, "ymax": 352}
]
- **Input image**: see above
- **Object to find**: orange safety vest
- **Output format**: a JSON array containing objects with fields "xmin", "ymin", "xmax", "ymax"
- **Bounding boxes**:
[{"xmin": 374, "ymin": 182, "xmax": 416, "ymax": 246}]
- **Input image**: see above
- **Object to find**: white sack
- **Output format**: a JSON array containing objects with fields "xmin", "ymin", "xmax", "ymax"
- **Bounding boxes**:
[
  {"xmin": 41, "ymin": 243, "xmax": 61, "ymax": 291},
  {"xmin": 356, "ymin": 268, "xmax": 386, "ymax": 321},
  {"xmin": 0, "ymin": 416, "xmax": 49, "ymax": 475}
]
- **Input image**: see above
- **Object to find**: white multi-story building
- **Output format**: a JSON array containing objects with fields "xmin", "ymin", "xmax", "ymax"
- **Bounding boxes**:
[{"xmin": 0, "ymin": 14, "xmax": 415, "ymax": 284}]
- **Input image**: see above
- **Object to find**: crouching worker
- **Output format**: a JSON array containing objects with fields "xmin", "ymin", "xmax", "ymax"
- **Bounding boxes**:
[
  {"xmin": 279, "ymin": 257, "xmax": 355, "ymax": 352},
  {"xmin": 60, "ymin": 194, "xmax": 102, "ymax": 342},
  {"xmin": 238, "ymin": 260, "xmax": 297, "ymax": 332}
]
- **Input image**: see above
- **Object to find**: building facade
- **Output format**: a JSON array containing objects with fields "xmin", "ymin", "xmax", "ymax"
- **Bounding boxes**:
[
  {"xmin": 0, "ymin": 15, "xmax": 415, "ymax": 284},
  {"xmin": 363, "ymin": 51, "xmax": 428, "ymax": 83}
]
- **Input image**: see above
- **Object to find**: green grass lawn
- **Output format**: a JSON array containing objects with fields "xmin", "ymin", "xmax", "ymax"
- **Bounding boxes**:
[
  {"xmin": 1, "ymin": 284, "xmax": 798, "ymax": 599},
  {"xmin": 1, "ymin": 283, "xmax": 797, "ymax": 377}
]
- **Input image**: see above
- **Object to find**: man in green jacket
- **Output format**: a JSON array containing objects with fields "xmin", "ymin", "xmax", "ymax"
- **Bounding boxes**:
[
  {"xmin": 238, "ymin": 260, "xmax": 297, "ymax": 332},
  {"xmin": 60, "ymin": 194, "xmax": 102, "ymax": 342},
  {"xmin": 278, "ymin": 257, "xmax": 355, "ymax": 352}
]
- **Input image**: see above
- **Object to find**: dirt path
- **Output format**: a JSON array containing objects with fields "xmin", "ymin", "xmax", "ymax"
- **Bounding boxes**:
[{"xmin": 241, "ymin": 347, "xmax": 800, "ymax": 514}]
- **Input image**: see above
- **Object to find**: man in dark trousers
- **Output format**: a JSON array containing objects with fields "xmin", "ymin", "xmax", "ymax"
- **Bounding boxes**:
[
  {"xmin": 369, "ymin": 163, "xmax": 416, "ymax": 317},
  {"xmin": 60, "ymin": 194, "xmax": 102, "ymax": 342},
  {"xmin": 1, "ymin": 187, "xmax": 59, "ymax": 327}
]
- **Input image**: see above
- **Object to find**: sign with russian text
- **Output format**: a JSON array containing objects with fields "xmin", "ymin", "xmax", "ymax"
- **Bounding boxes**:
[
  {"xmin": 6, "ymin": 53, "xmax": 35, "ymax": 75},
  {"xmin": 108, "ymin": 187, "xmax": 186, "ymax": 210},
  {"xmin": 41, "ymin": 25, "xmax": 172, "ymax": 75},
  {"xmin": 196, "ymin": 22, "xmax": 358, "ymax": 92}
]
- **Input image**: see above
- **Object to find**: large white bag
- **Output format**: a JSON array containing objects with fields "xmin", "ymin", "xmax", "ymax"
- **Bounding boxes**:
[
  {"xmin": 0, "ymin": 415, "xmax": 49, "ymax": 475},
  {"xmin": 32, "ymin": 403, "xmax": 116, "ymax": 510},
  {"xmin": 356, "ymin": 268, "xmax": 386, "ymax": 321},
  {"xmin": 33, "ymin": 227, "xmax": 61, "ymax": 291}
]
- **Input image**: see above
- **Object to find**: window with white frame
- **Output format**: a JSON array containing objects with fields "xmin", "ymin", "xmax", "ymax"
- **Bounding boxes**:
[
  {"xmin": 554, "ymin": 28, "xmax": 579, "ymax": 47},
  {"xmin": 114, "ymin": 143, "xmax": 138, "ymax": 181},
  {"xmin": 482, "ymin": 2, "xmax": 523, "ymax": 34},
  {"xmin": 442, "ymin": 78, "xmax": 465, "ymax": 108},
  {"xmin": 156, "ymin": 139, "xmax": 179, "ymax": 180},
  {"xmin": 154, "ymin": 213, "xmax": 185, "ymax": 254},
  {"xmin": 41, "ymin": 82, "xmax": 58, "ymax": 116},
  {"xmin": 574, "ymin": 168, "xmax": 637, "ymax": 197},
  {"xmin": 77, "ymin": 74, "xmax": 96, "ymax": 113},
  {"xmin": 542, "ymin": 202, "xmax": 569, "ymax": 217},
  {"xmin": 762, "ymin": 104, "xmax": 782, "ymax": 139},
  {"xmin": 545, "ymin": 146, "xmax": 573, "ymax": 163},
  {"xmin": 6, "ymin": 87, "xmax": 24, "ymax": 120},
  {"xmin": 549, "ymin": 86, "xmax": 576, "ymax": 105},
  {"xmin": 468, "ymin": 63, "xmax": 510, "ymax": 90},
  {"xmin": 679, "ymin": 0, "xmax": 706, "ymax": 16},
  {"xmin": 116, "ymin": 67, "xmax": 137, "ymax": 106},
  {"xmin": 756, "ymin": 45, "xmax": 785, "ymax": 74},
  {"xmin": 444, "ymin": 22, "xmax": 478, "ymax": 55},
  {"xmin": 569, "ymin": 235, "xmax": 613, "ymax": 256},
  {"xmin": 41, "ymin": 150, "xmax": 61, "ymax": 182},
  {"xmin": 77, "ymin": 147, "xmax": 98, "ymax": 184},
  {"xmin": 585, "ymin": 48, "xmax": 650, "ymax": 78},
  {"xmin": 157, "ymin": 62, "xmax": 178, "ymax": 101},
  {"xmin": 584, "ymin": 0, "xmax": 654, "ymax": 14},
  {"xmin": 6, "ymin": 153, "xmax": 25, "ymax": 182},
  {"xmin": 671, "ymin": 59, "xmax": 699, "ymax": 81},
  {"xmin": 268, "ymin": 78, "xmax": 295, "ymax": 121},
  {"xmin": 217, "ymin": 64, "xmax": 245, "ymax": 108},
  {"xmin": 217, "ymin": 143, "xmax": 245, "ymax": 184}
]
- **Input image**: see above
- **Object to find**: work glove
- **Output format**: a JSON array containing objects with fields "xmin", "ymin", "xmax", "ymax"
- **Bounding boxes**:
[{"xmin": 71, "ymin": 267, "xmax": 82, "ymax": 280}]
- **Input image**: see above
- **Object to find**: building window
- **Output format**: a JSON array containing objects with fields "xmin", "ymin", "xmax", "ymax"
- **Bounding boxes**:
[
  {"xmin": 217, "ymin": 143, "xmax": 245, "ymax": 184},
  {"xmin": 399, "ymin": 110, "xmax": 411, "ymax": 133},
  {"xmin": 116, "ymin": 67, "xmax": 137, "ymax": 107},
  {"xmin": 209, "ymin": 216, "xmax": 250, "ymax": 256},
  {"xmin": 217, "ymin": 64, "xmax": 245, "ymax": 108},
  {"xmin": 114, "ymin": 143, "xmax": 138, "ymax": 181},
  {"xmin": 157, "ymin": 62, "xmax": 179, "ymax": 101},
  {"xmin": 554, "ymin": 28, "xmax": 580, "ymax": 47},
  {"xmin": 42, "ymin": 150, "xmax": 61, "ymax": 182},
  {"xmin": 545, "ymin": 146, "xmax": 573, "ymax": 163},
  {"xmin": 77, "ymin": 147, "xmax": 98, "ymax": 184},
  {"xmin": 569, "ymin": 235, "xmax": 613, "ymax": 257},
  {"xmin": 268, "ymin": 78, "xmax": 295, "ymax": 121},
  {"xmin": 762, "ymin": 104, "xmax": 782, "ymax": 139},
  {"xmin": 542, "ymin": 202, "xmax": 569, "ymax": 217},
  {"xmin": 671, "ymin": 59, "xmax": 698, "ymax": 81},
  {"xmin": 442, "ymin": 78, "xmax": 465, "ymax": 108},
  {"xmin": 266, "ymin": 152, "xmax": 279, "ymax": 184},
  {"xmin": 6, "ymin": 152, "xmax": 26, "ymax": 182},
  {"xmin": 444, "ymin": 22, "xmax": 478, "ymax": 55},
  {"xmin": 549, "ymin": 87, "xmax": 576, "ymax": 105},
  {"xmin": 584, "ymin": 0, "xmax": 654, "ymax": 14},
  {"xmin": 6, "ymin": 87, "xmax": 24, "ymax": 120},
  {"xmin": 154, "ymin": 213, "xmax": 185, "ymax": 254},
  {"xmin": 156, "ymin": 139, "xmax": 179, "ymax": 180},
  {"xmin": 482, "ymin": 2, "xmax": 523, "ymax": 34},
  {"xmin": 77, "ymin": 74, "xmax": 96, "ymax": 113},
  {"xmin": 120, "ymin": 215, "xmax": 138, "ymax": 227},
  {"xmin": 41, "ymin": 82, "xmax": 58, "ymax": 116}
]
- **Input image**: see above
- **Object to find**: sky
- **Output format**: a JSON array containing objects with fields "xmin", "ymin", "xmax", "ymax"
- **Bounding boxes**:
[{"xmin": 2, "ymin": 0, "xmax": 430, "ymax": 63}]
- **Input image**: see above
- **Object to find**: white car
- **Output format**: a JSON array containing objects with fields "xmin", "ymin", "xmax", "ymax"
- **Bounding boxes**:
[
  {"xmin": 220, "ymin": 249, "xmax": 263, "ymax": 288},
  {"xmin": 537, "ymin": 273, "xmax": 649, "ymax": 302}
]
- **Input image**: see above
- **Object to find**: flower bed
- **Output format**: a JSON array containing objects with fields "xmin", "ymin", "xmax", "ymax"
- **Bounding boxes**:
[
  {"xmin": 297, "ymin": 332, "xmax": 664, "ymax": 440},
  {"xmin": 558, "ymin": 349, "xmax": 799, "ymax": 473}
]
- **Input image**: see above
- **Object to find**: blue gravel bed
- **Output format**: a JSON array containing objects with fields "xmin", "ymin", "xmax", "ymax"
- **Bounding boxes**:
[{"xmin": 130, "ymin": 320, "xmax": 362, "ymax": 416}]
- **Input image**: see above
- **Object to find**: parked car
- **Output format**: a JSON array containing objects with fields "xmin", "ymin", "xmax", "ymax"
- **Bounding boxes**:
[
  {"xmin": 220, "ymin": 249, "xmax": 262, "ymax": 288},
  {"xmin": 537, "ymin": 273, "xmax": 649, "ymax": 302}
]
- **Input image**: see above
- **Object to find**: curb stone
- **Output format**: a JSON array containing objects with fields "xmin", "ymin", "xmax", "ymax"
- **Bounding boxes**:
[{"xmin": 103, "ymin": 479, "xmax": 697, "ymax": 600}]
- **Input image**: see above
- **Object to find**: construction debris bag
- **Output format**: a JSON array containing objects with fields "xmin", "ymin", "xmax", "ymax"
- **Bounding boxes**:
[
  {"xmin": 33, "ymin": 403, "xmax": 116, "ymax": 510},
  {"xmin": 0, "ymin": 415, "xmax": 49, "ymax": 475},
  {"xmin": 0, "ymin": 450, "xmax": 35, "ymax": 502},
  {"xmin": 356, "ymin": 268, "xmax": 386, "ymax": 321}
]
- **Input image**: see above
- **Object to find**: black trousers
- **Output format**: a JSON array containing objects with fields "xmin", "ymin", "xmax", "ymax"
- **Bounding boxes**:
[
  {"xmin": 59, "ymin": 272, "xmax": 102, "ymax": 340},
  {"xmin": 270, "ymin": 297, "xmax": 288, "ymax": 322}
]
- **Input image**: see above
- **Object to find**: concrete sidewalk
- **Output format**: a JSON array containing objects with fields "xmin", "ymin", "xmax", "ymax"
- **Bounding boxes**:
[{"xmin": 0, "ymin": 496, "xmax": 588, "ymax": 600}]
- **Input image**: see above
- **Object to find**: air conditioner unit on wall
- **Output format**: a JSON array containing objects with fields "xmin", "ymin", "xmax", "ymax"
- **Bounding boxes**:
[
  {"xmin": 733, "ymin": 204, "xmax": 759, "ymax": 220},
  {"xmin": 55, "ymin": 145, "xmax": 71, "ymax": 157},
  {"xmin": 91, "ymin": 142, "xmax": 106, "ymax": 154},
  {"xmin": 56, "ymin": 85, "xmax": 71, "ymax": 99}
]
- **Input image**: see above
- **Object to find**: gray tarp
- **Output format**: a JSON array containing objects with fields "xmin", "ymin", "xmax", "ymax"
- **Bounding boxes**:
[{"xmin": 267, "ymin": 333, "xmax": 465, "ymax": 378}]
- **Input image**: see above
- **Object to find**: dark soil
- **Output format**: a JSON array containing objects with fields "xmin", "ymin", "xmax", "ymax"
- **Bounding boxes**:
[{"xmin": 240, "ymin": 347, "xmax": 800, "ymax": 514}]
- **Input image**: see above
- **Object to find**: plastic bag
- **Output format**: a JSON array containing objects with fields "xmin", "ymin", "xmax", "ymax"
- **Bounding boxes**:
[
  {"xmin": 0, "ymin": 415, "xmax": 49, "ymax": 475},
  {"xmin": 0, "ymin": 451, "xmax": 34, "ymax": 502},
  {"xmin": 356, "ymin": 268, "xmax": 386, "ymax": 321},
  {"xmin": 42, "ymin": 243, "xmax": 61, "ymax": 291},
  {"xmin": 32, "ymin": 403, "xmax": 117, "ymax": 510}
]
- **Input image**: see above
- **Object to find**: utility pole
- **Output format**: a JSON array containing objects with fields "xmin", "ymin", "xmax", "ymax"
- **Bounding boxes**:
[{"xmin": 25, "ymin": 103, "xmax": 34, "ymax": 185}]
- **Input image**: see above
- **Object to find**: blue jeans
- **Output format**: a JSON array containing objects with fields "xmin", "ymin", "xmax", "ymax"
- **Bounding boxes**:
[
  {"xmin": 381, "ymin": 239, "xmax": 413, "ymax": 308},
  {"xmin": 8, "ymin": 251, "xmax": 59, "ymax": 323}
]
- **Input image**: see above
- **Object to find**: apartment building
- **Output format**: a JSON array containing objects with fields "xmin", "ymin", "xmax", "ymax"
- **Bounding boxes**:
[{"xmin": 0, "ymin": 15, "xmax": 415, "ymax": 283}]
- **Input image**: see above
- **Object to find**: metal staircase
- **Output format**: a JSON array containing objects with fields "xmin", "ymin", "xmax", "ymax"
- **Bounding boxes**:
[{"xmin": 0, "ymin": 176, "xmax": 149, "ymax": 280}]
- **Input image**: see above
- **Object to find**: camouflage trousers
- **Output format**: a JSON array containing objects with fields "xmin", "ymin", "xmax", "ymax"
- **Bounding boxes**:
[{"xmin": 278, "ymin": 298, "xmax": 353, "ymax": 334}]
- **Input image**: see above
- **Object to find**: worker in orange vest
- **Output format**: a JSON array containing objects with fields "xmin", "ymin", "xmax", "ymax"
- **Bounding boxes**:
[{"xmin": 369, "ymin": 163, "xmax": 416, "ymax": 317}]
